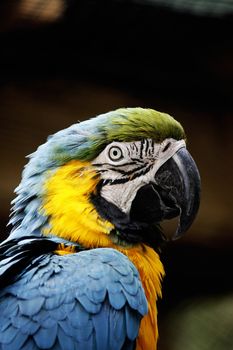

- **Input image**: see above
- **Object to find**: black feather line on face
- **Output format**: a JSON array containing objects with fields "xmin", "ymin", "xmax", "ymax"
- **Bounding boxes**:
[
  {"xmin": 144, "ymin": 139, "xmax": 150, "ymax": 155},
  {"xmin": 107, "ymin": 164, "xmax": 147, "ymax": 176},
  {"xmin": 99, "ymin": 163, "xmax": 154, "ymax": 187}
]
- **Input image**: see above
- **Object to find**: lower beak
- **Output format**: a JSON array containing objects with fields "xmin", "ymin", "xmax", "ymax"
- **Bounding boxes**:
[{"xmin": 130, "ymin": 147, "xmax": 201, "ymax": 239}]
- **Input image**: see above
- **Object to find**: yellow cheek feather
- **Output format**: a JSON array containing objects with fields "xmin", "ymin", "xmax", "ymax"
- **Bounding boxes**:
[
  {"xmin": 41, "ymin": 159, "xmax": 164, "ymax": 350},
  {"xmin": 42, "ymin": 160, "xmax": 114, "ymax": 248}
]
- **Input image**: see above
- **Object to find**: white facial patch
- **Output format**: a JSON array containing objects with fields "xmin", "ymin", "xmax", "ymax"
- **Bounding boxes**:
[{"xmin": 92, "ymin": 138, "xmax": 186, "ymax": 214}]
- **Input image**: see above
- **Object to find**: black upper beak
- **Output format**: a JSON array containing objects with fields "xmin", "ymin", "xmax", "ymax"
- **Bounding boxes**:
[
  {"xmin": 130, "ymin": 147, "xmax": 201, "ymax": 240},
  {"xmin": 154, "ymin": 147, "xmax": 201, "ymax": 239}
]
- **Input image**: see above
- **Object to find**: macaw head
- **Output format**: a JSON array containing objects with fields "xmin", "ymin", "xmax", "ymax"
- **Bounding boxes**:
[{"xmin": 9, "ymin": 108, "xmax": 200, "ymax": 250}]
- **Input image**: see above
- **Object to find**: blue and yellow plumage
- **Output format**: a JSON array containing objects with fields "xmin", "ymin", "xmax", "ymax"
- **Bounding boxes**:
[{"xmin": 0, "ymin": 108, "xmax": 200, "ymax": 349}]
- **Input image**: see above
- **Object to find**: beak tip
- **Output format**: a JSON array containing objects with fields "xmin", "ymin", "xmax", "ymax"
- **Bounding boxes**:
[
  {"xmin": 172, "ymin": 226, "xmax": 185, "ymax": 240},
  {"xmin": 172, "ymin": 197, "xmax": 200, "ymax": 240},
  {"xmin": 172, "ymin": 221, "xmax": 184, "ymax": 240}
]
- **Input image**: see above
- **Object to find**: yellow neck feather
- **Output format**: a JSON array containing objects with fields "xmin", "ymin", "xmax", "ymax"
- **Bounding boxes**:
[
  {"xmin": 121, "ymin": 245, "xmax": 165, "ymax": 350},
  {"xmin": 41, "ymin": 160, "xmax": 164, "ymax": 349},
  {"xmin": 42, "ymin": 160, "xmax": 114, "ymax": 248}
]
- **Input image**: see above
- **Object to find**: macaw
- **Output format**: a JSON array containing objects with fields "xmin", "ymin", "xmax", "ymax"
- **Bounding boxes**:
[{"xmin": 0, "ymin": 108, "xmax": 200, "ymax": 350}]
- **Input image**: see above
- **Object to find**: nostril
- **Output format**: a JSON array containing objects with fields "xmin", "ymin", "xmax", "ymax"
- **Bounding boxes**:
[{"xmin": 162, "ymin": 142, "xmax": 171, "ymax": 153}]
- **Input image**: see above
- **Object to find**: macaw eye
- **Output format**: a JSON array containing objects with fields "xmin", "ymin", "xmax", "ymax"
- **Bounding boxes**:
[{"xmin": 108, "ymin": 146, "xmax": 123, "ymax": 161}]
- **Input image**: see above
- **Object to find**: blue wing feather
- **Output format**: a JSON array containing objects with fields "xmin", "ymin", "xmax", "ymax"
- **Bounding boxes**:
[
  {"xmin": 20, "ymin": 340, "xmax": 38, "ymax": 350},
  {"xmin": 56, "ymin": 326, "xmax": 75, "ymax": 350},
  {"xmin": 18, "ymin": 297, "xmax": 45, "ymax": 316},
  {"xmin": 2, "ymin": 330, "xmax": 27, "ymax": 350},
  {"xmin": 108, "ymin": 306, "xmax": 127, "ymax": 350},
  {"xmin": 34, "ymin": 325, "xmax": 58, "ymax": 349},
  {"xmin": 0, "ymin": 247, "xmax": 147, "ymax": 350},
  {"xmin": 125, "ymin": 305, "xmax": 141, "ymax": 340},
  {"xmin": 92, "ymin": 304, "xmax": 110, "ymax": 349},
  {"xmin": 0, "ymin": 324, "xmax": 18, "ymax": 344}
]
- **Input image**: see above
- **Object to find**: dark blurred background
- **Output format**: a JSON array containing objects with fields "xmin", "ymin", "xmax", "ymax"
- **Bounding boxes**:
[{"xmin": 0, "ymin": 1, "xmax": 233, "ymax": 349}]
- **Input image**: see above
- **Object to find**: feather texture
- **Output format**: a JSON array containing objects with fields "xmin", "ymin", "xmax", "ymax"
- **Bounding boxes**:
[{"xmin": 0, "ymin": 246, "xmax": 147, "ymax": 350}]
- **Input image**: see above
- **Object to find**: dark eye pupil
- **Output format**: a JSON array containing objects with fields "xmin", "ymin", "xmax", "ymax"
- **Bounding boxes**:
[{"xmin": 109, "ymin": 146, "xmax": 123, "ymax": 161}]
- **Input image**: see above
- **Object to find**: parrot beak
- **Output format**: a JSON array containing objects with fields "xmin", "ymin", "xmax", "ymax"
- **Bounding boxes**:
[
  {"xmin": 130, "ymin": 147, "xmax": 201, "ymax": 240},
  {"xmin": 154, "ymin": 147, "xmax": 201, "ymax": 239}
]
